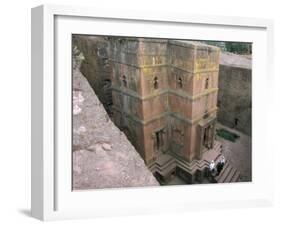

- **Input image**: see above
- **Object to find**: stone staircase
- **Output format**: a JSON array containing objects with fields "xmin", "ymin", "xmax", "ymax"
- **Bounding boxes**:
[
  {"xmin": 149, "ymin": 140, "xmax": 242, "ymax": 184},
  {"xmin": 202, "ymin": 142, "xmax": 241, "ymax": 183},
  {"xmin": 202, "ymin": 141, "xmax": 222, "ymax": 163},
  {"xmin": 214, "ymin": 160, "xmax": 241, "ymax": 183},
  {"xmin": 148, "ymin": 153, "xmax": 176, "ymax": 178},
  {"xmin": 148, "ymin": 152, "xmax": 210, "ymax": 183}
]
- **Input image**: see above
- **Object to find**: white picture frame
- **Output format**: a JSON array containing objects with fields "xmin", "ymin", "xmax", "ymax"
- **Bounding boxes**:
[{"xmin": 31, "ymin": 4, "xmax": 274, "ymax": 221}]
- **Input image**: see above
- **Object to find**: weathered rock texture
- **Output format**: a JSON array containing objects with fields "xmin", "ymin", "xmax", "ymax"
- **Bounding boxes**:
[
  {"xmin": 74, "ymin": 36, "xmax": 222, "ymax": 183},
  {"xmin": 73, "ymin": 36, "xmax": 113, "ymax": 115},
  {"xmin": 72, "ymin": 48, "xmax": 159, "ymax": 190},
  {"xmin": 217, "ymin": 52, "xmax": 252, "ymax": 136},
  {"xmin": 73, "ymin": 36, "xmax": 251, "ymax": 185}
]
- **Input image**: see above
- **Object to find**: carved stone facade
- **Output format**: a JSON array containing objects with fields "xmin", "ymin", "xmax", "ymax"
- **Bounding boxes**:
[{"xmin": 109, "ymin": 38, "xmax": 220, "ymax": 177}]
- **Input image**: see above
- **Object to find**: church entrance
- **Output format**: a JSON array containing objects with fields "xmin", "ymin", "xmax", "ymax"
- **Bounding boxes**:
[
  {"xmin": 198, "ymin": 116, "xmax": 216, "ymax": 158},
  {"xmin": 203, "ymin": 125, "xmax": 213, "ymax": 149},
  {"xmin": 153, "ymin": 128, "xmax": 166, "ymax": 158}
]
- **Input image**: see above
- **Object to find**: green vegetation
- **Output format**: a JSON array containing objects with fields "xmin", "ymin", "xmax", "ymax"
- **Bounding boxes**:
[
  {"xmin": 225, "ymin": 42, "xmax": 252, "ymax": 54},
  {"xmin": 202, "ymin": 41, "xmax": 252, "ymax": 54},
  {"xmin": 216, "ymin": 128, "xmax": 240, "ymax": 142}
]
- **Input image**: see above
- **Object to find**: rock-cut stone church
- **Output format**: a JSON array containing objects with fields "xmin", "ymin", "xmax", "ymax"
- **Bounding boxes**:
[{"xmin": 109, "ymin": 38, "xmax": 221, "ymax": 183}]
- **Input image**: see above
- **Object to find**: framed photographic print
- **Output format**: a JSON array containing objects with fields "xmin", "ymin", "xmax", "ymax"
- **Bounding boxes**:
[{"xmin": 31, "ymin": 4, "xmax": 274, "ymax": 221}]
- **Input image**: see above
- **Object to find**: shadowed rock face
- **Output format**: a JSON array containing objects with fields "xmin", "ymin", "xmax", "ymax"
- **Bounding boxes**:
[
  {"xmin": 72, "ymin": 49, "xmax": 159, "ymax": 190},
  {"xmin": 73, "ymin": 36, "xmax": 112, "ymax": 115},
  {"xmin": 217, "ymin": 52, "xmax": 252, "ymax": 136}
]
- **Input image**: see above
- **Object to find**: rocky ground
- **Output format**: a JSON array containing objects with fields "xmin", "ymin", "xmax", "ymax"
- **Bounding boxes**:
[
  {"xmin": 72, "ymin": 48, "xmax": 159, "ymax": 190},
  {"xmin": 220, "ymin": 52, "xmax": 252, "ymax": 69}
]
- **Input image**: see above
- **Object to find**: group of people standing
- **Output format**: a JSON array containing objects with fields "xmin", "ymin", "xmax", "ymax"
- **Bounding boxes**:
[{"xmin": 209, "ymin": 155, "xmax": 225, "ymax": 177}]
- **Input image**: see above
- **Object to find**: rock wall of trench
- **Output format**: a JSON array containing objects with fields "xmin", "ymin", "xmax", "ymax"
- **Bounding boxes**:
[
  {"xmin": 217, "ymin": 53, "xmax": 252, "ymax": 136},
  {"xmin": 72, "ymin": 47, "xmax": 159, "ymax": 190},
  {"xmin": 73, "ymin": 35, "xmax": 113, "ymax": 115}
]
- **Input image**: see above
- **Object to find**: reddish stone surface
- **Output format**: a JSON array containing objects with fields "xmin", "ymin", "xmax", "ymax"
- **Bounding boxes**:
[{"xmin": 110, "ymin": 39, "xmax": 220, "ymax": 166}]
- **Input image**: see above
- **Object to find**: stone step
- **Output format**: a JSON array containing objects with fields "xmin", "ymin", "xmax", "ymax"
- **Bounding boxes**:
[
  {"xmin": 154, "ymin": 154, "xmax": 175, "ymax": 172},
  {"xmin": 156, "ymin": 163, "xmax": 176, "ymax": 177},
  {"xmin": 217, "ymin": 164, "xmax": 232, "ymax": 183},
  {"xmin": 175, "ymin": 158, "xmax": 208, "ymax": 175},
  {"xmin": 175, "ymin": 161, "xmax": 194, "ymax": 174},
  {"xmin": 148, "ymin": 163, "xmax": 156, "ymax": 172},
  {"xmin": 155, "ymin": 161, "xmax": 175, "ymax": 174},
  {"xmin": 215, "ymin": 158, "xmax": 242, "ymax": 183},
  {"xmin": 223, "ymin": 167, "xmax": 236, "ymax": 183},
  {"xmin": 229, "ymin": 170, "xmax": 240, "ymax": 182},
  {"xmin": 202, "ymin": 141, "xmax": 222, "ymax": 163},
  {"xmin": 156, "ymin": 154, "xmax": 174, "ymax": 166},
  {"xmin": 151, "ymin": 154, "xmax": 176, "ymax": 176},
  {"xmin": 213, "ymin": 142, "xmax": 221, "ymax": 151}
]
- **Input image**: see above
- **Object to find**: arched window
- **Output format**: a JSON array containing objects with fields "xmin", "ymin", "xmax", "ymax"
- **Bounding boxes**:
[
  {"xmin": 122, "ymin": 75, "xmax": 127, "ymax": 87},
  {"xmin": 153, "ymin": 76, "xmax": 158, "ymax": 89},
  {"xmin": 178, "ymin": 77, "xmax": 183, "ymax": 88},
  {"xmin": 205, "ymin": 78, "xmax": 209, "ymax": 89}
]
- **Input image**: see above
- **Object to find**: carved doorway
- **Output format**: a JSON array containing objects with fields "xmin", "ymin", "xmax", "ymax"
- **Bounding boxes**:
[
  {"xmin": 203, "ymin": 125, "xmax": 213, "ymax": 149},
  {"xmin": 154, "ymin": 129, "xmax": 165, "ymax": 157}
]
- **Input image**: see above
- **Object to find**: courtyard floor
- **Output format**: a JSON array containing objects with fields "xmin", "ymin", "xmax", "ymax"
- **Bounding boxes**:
[{"xmin": 215, "ymin": 123, "xmax": 252, "ymax": 181}]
